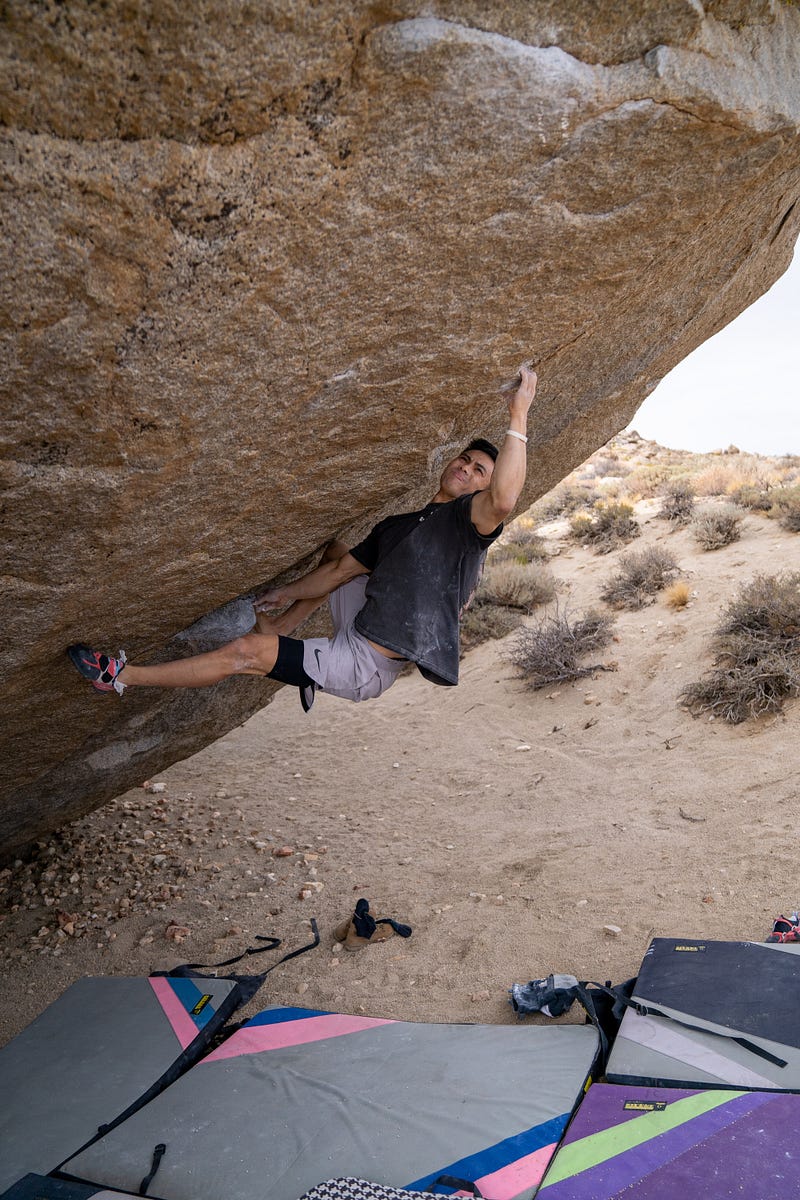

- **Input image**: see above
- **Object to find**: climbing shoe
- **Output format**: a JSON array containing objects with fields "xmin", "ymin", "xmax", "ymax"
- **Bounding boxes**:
[{"xmin": 67, "ymin": 645, "xmax": 128, "ymax": 695}]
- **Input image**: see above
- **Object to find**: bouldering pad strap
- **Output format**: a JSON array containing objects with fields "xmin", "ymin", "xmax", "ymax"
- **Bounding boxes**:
[{"xmin": 138, "ymin": 1143, "xmax": 166, "ymax": 1195}]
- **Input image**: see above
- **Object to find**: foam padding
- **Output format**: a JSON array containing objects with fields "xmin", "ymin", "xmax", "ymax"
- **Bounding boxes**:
[
  {"xmin": 62, "ymin": 1006, "xmax": 600, "ymax": 1200},
  {"xmin": 606, "ymin": 937, "xmax": 800, "ymax": 1090},
  {"xmin": 0, "ymin": 976, "xmax": 239, "ymax": 1191},
  {"xmin": 537, "ymin": 1082, "xmax": 800, "ymax": 1198},
  {"xmin": 0, "ymin": 1176, "xmax": 140, "ymax": 1200}
]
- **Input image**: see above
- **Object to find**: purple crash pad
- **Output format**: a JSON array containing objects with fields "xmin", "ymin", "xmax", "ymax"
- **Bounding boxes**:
[{"xmin": 537, "ymin": 1083, "xmax": 800, "ymax": 1199}]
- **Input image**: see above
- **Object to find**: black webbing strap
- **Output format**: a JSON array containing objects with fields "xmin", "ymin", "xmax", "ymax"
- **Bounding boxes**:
[
  {"xmin": 428, "ymin": 1175, "xmax": 483, "ymax": 1197},
  {"xmin": 138, "ymin": 1143, "xmax": 166, "ymax": 1195},
  {"xmin": 165, "ymin": 920, "xmax": 319, "ymax": 975},
  {"xmin": 374, "ymin": 917, "xmax": 413, "ymax": 938},
  {"xmin": 572, "ymin": 983, "xmax": 610, "ymax": 1068},
  {"xmin": 157, "ymin": 919, "xmax": 321, "ymax": 1006},
  {"xmin": 171, "ymin": 934, "xmax": 281, "ymax": 971},
  {"xmin": 633, "ymin": 999, "xmax": 788, "ymax": 1069}
]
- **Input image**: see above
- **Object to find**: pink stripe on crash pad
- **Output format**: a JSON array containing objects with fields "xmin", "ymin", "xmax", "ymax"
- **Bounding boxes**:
[
  {"xmin": 204, "ymin": 1012, "xmax": 395, "ymax": 1062},
  {"xmin": 475, "ymin": 1141, "xmax": 558, "ymax": 1199},
  {"xmin": 149, "ymin": 976, "xmax": 199, "ymax": 1050}
]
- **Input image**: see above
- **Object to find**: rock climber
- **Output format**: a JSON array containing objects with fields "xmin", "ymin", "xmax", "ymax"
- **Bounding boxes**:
[{"xmin": 68, "ymin": 366, "xmax": 538, "ymax": 709}]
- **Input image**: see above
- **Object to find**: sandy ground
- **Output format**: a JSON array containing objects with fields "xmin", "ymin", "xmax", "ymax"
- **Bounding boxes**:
[{"xmin": 2, "ymin": 501, "xmax": 799, "ymax": 1048}]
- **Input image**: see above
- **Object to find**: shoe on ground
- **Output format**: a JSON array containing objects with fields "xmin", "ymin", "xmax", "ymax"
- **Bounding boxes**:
[{"xmin": 67, "ymin": 645, "xmax": 128, "ymax": 695}]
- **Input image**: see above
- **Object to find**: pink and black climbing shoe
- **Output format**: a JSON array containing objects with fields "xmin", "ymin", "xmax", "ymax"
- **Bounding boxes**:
[{"xmin": 67, "ymin": 645, "xmax": 128, "ymax": 695}]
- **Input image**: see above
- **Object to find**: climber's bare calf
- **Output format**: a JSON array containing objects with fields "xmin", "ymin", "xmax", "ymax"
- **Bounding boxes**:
[
  {"xmin": 119, "ymin": 631, "xmax": 281, "ymax": 689},
  {"xmin": 66, "ymin": 538, "xmax": 363, "ymax": 696}
]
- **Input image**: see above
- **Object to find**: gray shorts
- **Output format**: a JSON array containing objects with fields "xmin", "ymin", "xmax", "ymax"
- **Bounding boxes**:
[{"xmin": 300, "ymin": 576, "xmax": 407, "ymax": 703}]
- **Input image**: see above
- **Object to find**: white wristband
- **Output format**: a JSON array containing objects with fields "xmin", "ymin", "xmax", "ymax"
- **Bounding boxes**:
[{"xmin": 506, "ymin": 428, "xmax": 528, "ymax": 444}]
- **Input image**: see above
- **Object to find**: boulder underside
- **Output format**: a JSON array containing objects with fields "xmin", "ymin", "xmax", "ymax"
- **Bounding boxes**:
[{"xmin": 2, "ymin": 1, "xmax": 799, "ymax": 854}]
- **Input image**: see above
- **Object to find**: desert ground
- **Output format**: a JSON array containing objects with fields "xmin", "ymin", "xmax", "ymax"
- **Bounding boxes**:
[{"xmin": 2, "ymin": 435, "xmax": 800, "ymax": 1047}]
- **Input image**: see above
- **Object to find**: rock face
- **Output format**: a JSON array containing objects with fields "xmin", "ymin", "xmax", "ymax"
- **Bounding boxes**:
[{"xmin": 2, "ymin": 1, "xmax": 799, "ymax": 855}]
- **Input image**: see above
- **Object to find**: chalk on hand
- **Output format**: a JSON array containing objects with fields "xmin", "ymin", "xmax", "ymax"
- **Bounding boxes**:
[{"xmin": 499, "ymin": 359, "xmax": 537, "ymax": 394}]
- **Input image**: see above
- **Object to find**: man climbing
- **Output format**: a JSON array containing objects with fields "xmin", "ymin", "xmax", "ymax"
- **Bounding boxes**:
[{"xmin": 68, "ymin": 365, "xmax": 538, "ymax": 708}]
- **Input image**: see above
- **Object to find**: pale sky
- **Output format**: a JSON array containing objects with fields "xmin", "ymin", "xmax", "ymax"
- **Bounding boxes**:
[{"xmin": 629, "ymin": 238, "xmax": 799, "ymax": 456}]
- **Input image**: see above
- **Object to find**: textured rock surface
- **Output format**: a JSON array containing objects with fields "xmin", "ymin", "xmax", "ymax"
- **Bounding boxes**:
[{"xmin": 2, "ymin": 1, "xmax": 799, "ymax": 855}]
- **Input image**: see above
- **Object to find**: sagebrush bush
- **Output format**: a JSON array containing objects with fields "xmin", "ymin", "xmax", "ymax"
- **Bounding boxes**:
[
  {"xmin": 535, "ymin": 482, "xmax": 600, "ymax": 521},
  {"xmin": 600, "ymin": 546, "xmax": 681, "ymax": 610},
  {"xmin": 461, "ymin": 602, "xmax": 523, "ymax": 652},
  {"xmin": 718, "ymin": 572, "xmax": 800, "ymax": 642},
  {"xmin": 510, "ymin": 607, "xmax": 616, "ymax": 689},
  {"xmin": 622, "ymin": 463, "xmax": 682, "ymax": 499},
  {"xmin": 693, "ymin": 464, "xmax": 737, "ymax": 497},
  {"xmin": 477, "ymin": 560, "xmax": 557, "ymax": 610},
  {"xmin": 729, "ymin": 483, "xmax": 773, "ymax": 512},
  {"xmin": 591, "ymin": 455, "xmax": 630, "ymax": 479},
  {"xmin": 569, "ymin": 501, "xmax": 640, "ymax": 554},
  {"xmin": 487, "ymin": 542, "xmax": 522, "ymax": 565},
  {"xmin": 569, "ymin": 512, "xmax": 594, "ymax": 539},
  {"xmin": 492, "ymin": 524, "xmax": 551, "ymax": 563},
  {"xmin": 596, "ymin": 478, "xmax": 624, "ymax": 500},
  {"xmin": 506, "ymin": 522, "xmax": 548, "ymax": 547},
  {"xmin": 691, "ymin": 504, "xmax": 743, "ymax": 550},
  {"xmin": 769, "ymin": 485, "xmax": 800, "ymax": 532},
  {"xmin": 657, "ymin": 479, "xmax": 695, "ymax": 526},
  {"xmin": 679, "ymin": 572, "xmax": 800, "ymax": 722}
]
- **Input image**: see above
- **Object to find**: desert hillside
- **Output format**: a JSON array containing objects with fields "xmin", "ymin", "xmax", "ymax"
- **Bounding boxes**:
[{"xmin": 2, "ymin": 433, "xmax": 799, "ymax": 1047}]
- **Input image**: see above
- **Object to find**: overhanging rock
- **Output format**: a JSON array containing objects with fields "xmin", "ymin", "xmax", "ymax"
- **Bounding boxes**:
[{"xmin": 2, "ymin": 1, "xmax": 799, "ymax": 854}]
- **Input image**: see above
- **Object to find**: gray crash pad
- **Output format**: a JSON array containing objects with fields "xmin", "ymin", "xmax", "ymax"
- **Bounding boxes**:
[
  {"xmin": 606, "ymin": 938, "xmax": 800, "ymax": 1091},
  {"xmin": 62, "ymin": 1005, "xmax": 600, "ymax": 1200},
  {"xmin": 0, "ymin": 975, "xmax": 239, "ymax": 1191},
  {"xmin": 0, "ymin": 1177, "xmax": 141, "ymax": 1200}
]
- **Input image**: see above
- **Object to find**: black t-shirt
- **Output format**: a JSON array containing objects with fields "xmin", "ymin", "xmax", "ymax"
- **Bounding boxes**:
[
  {"xmin": 349, "ymin": 493, "xmax": 501, "ymax": 686},
  {"xmin": 350, "ymin": 503, "xmax": 436, "ymax": 572}
]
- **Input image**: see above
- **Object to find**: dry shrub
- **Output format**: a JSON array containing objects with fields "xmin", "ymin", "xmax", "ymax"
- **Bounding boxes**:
[
  {"xmin": 478, "ymin": 560, "xmax": 557, "ymax": 610},
  {"xmin": 569, "ymin": 501, "xmax": 640, "ymax": 554},
  {"xmin": 506, "ymin": 538, "xmax": 551, "ymax": 564},
  {"xmin": 487, "ymin": 542, "xmax": 522, "ymax": 565},
  {"xmin": 727, "ymin": 453, "xmax": 782, "ymax": 485},
  {"xmin": 622, "ymin": 463, "xmax": 682, "ymax": 499},
  {"xmin": 691, "ymin": 504, "xmax": 743, "ymax": 550},
  {"xmin": 596, "ymin": 478, "xmax": 624, "ymax": 500},
  {"xmin": 729, "ymin": 483, "xmax": 773, "ymax": 512},
  {"xmin": 506, "ymin": 521, "xmax": 546, "ymax": 545},
  {"xmin": 657, "ymin": 478, "xmax": 695, "ymax": 526},
  {"xmin": 600, "ymin": 546, "xmax": 680, "ymax": 610},
  {"xmin": 494, "ymin": 524, "xmax": 551, "ymax": 562},
  {"xmin": 569, "ymin": 512, "xmax": 594, "ymax": 539},
  {"xmin": 535, "ymin": 482, "xmax": 600, "ymax": 521},
  {"xmin": 591, "ymin": 455, "xmax": 630, "ymax": 479},
  {"xmin": 510, "ymin": 607, "xmax": 616, "ymax": 689},
  {"xmin": 665, "ymin": 581, "xmax": 691, "ymax": 610},
  {"xmin": 680, "ymin": 572, "xmax": 800, "ymax": 722},
  {"xmin": 461, "ymin": 603, "xmax": 523, "ymax": 652},
  {"xmin": 693, "ymin": 464, "xmax": 737, "ymax": 496},
  {"xmin": 769, "ymin": 485, "xmax": 800, "ymax": 532}
]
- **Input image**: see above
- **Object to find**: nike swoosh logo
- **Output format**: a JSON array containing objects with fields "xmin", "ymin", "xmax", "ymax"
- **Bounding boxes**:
[{"xmin": 314, "ymin": 648, "xmax": 322, "ymax": 670}]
